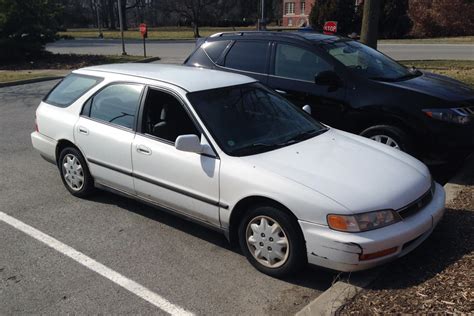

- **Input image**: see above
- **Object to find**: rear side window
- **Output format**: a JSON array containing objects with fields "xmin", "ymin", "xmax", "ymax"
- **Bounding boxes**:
[
  {"xmin": 224, "ymin": 41, "xmax": 268, "ymax": 73},
  {"xmin": 44, "ymin": 74, "xmax": 102, "ymax": 107},
  {"xmin": 84, "ymin": 83, "xmax": 144, "ymax": 129},
  {"xmin": 202, "ymin": 40, "xmax": 230, "ymax": 63}
]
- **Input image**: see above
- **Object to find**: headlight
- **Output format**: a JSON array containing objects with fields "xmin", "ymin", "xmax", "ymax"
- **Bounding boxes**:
[
  {"xmin": 327, "ymin": 210, "xmax": 401, "ymax": 232},
  {"xmin": 422, "ymin": 108, "xmax": 472, "ymax": 125}
]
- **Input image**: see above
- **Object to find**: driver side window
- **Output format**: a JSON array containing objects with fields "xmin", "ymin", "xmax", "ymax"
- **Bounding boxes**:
[
  {"xmin": 274, "ymin": 44, "xmax": 332, "ymax": 82},
  {"xmin": 141, "ymin": 89, "xmax": 200, "ymax": 143}
]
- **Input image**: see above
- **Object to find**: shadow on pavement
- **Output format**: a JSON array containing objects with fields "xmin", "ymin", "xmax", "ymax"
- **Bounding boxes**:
[{"xmin": 85, "ymin": 191, "xmax": 337, "ymax": 291}]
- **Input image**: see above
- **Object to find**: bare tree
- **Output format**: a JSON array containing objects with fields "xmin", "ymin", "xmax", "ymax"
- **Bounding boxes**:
[{"xmin": 165, "ymin": 0, "xmax": 220, "ymax": 38}]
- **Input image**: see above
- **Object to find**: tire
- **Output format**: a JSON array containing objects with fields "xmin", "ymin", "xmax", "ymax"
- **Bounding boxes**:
[
  {"xmin": 58, "ymin": 147, "xmax": 95, "ymax": 197},
  {"xmin": 360, "ymin": 125, "xmax": 414, "ymax": 154},
  {"xmin": 238, "ymin": 204, "xmax": 306, "ymax": 277}
]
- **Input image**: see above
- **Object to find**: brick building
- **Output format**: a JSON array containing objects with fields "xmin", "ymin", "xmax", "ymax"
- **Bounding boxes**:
[{"xmin": 282, "ymin": 0, "xmax": 315, "ymax": 27}]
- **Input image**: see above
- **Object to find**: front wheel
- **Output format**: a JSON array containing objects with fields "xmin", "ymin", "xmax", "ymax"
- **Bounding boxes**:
[
  {"xmin": 360, "ymin": 125, "xmax": 414, "ymax": 154},
  {"xmin": 238, "ymin": 205, "xmax": 306, "ymax": 277}
]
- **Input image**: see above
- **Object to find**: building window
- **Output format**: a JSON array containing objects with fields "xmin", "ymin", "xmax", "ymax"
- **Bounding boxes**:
[
  {"xmin": 288, "ymin": 18, "xmax": 293, "ymax": 26},
  {"xmin": 285, "ymin": 2, "xmax": 295, "ymax": 15},
  {"xmin": 301, "ymin": 1, "xmax": 305, "ymax": 14}
]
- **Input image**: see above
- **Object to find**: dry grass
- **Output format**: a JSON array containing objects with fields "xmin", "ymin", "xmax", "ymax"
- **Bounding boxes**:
[
  {"xmin": 401, "ymin": 60, "xmax": 474, "ymax": 87},
  {"xmin": 59, "ymin": 26, "xmax": 255, "ymax": 40},
  {"xmin": 0, "ymin": 70, "xmax": 67, "ymax": 83},
  {"xmin": 380, "ymin": 36, "xmax": 474, "ymax": 44}
]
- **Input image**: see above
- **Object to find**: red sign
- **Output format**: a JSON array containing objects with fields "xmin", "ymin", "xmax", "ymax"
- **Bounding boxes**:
[
  {"xmin": 139, "ymin": 23, "xmax": 147, "ymax": 37},
  {"xmin": 323, "ymin": 21, "xmax": 338, "ymax": 35}
]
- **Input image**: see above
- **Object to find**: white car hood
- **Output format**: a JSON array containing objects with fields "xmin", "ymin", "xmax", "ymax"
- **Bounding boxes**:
[{"xmin": 241, "ymin": 129, "xmax": 431, "ymax": 213}]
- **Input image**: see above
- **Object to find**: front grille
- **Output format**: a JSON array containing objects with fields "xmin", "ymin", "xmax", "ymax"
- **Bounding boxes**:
[
  {"xmin": 454, "ymin": 105, "xmax": 474, "ymax": 116},
  {"xmin": 397, "ymin": 184, "xmax": 434, "ymax": 219}
]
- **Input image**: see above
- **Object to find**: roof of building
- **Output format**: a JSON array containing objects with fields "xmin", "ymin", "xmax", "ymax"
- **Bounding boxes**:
[{"xmin": 76, "ymin": 63, "xmax": 256, "ymax": 92}]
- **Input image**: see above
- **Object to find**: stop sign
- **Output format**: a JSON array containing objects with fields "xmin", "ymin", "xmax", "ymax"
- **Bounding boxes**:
[
  {"xmin": 323, "ymin": 21, "xmax": 338, "ymax": 35},
  {"xmin": 139, "ymin": 23, "xmax": 147, "ymax": 37}
]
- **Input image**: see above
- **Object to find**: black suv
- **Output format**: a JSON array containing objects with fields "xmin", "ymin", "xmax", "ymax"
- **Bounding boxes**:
[{"xmin": 184, "ymin": 31, "xmax": 474, "ymax": 162}]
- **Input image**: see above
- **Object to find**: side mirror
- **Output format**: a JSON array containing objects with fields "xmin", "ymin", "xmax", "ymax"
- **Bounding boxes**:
[
  {"xmin": 175, "ymin": 134, "xmax": 203, "ymax": 154},
  {"xmin": 315, "ymin": 71, "xmax": 341, "ymax": 87},
  {"xmin": 302, "ymin": 104, "xmax": 312, "ymax": 115}
]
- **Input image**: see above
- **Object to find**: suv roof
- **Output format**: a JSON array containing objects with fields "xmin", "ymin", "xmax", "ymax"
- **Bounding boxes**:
[
  {"xmin": 207, "ymin": 31, "xmax": 345, "ymax": 44},
  {"xmin": 76, "ymin": 63, "xmax": 256, "ymax": 92}
]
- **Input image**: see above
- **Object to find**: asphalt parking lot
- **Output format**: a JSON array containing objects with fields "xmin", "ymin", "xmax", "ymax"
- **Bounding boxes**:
[
  {"xmin": 0, "ymin": 81, "xmax": 342, "ymax": 314},
  {"xmin": 0, "ymin": 81, "xmax": 464, "ymax": 315}
]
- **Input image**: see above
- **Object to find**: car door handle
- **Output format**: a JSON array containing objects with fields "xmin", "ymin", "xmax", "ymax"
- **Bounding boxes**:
[
  {"xmin": 136, "ymin": 144, "xmax": 152, "ymax": 155},
  {"xmin": 275, "ymin": 89, "xmax": 287, "ymax": 95},
  {"xmin": 78, "ymin": 126, "xmax": 89, "ymax": 135}
]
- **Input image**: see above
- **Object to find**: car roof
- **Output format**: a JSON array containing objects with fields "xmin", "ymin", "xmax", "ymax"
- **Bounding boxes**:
[
  {"xmin": 208, "ymin": 31, "xmax": 345, "ymax": 44},
  {"xmin": 76, "ymin": 63, "xmax": 257, "ymax": 92}
]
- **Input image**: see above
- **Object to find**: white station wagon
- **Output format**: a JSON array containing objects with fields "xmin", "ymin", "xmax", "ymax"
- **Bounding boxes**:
[{"xmin": 31, "ymin": 64, "xmax": 446, "ymax": 277}]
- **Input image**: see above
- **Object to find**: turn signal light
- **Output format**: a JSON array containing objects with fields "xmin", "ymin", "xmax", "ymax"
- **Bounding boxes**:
[{"xmin": 359, "ymin": 247, "xmax": 398, "ymax": 261}]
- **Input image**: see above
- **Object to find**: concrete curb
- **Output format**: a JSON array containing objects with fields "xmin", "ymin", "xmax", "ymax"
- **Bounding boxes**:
[
  {"xmin": 296, "ymin": 153, "xmax": 474, "ymax": 316},
  {"xmin": 132, "ymin": 56, "xmax": 161, "ymax": 63},
  {"xmin": 0, "ymin": 76, "xmax": 65, "ymax": 88}
]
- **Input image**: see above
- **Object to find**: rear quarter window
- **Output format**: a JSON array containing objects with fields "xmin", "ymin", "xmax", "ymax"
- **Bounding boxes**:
[
  {"xmin": 202, "ymin": 40, "xmax": 230, "ymax": 63},
  {"xmin": 44, "ymin": 74, "xmax": 102, "ymax": 107}
]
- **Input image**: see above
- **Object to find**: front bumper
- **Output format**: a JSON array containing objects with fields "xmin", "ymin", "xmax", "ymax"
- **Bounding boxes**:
[{"xmin": 299, "ymin": 183, "xmax": 446, "ymax": 272}]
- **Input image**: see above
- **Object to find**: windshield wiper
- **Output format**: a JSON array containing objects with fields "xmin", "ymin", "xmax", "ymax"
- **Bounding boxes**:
[
  {"xmin": 281, "ymin": 128, "xmax": 329, "ymax": 144},
  {"xmin": 232, "ymin": 143, "xmax": 284, "ymax": 155}
]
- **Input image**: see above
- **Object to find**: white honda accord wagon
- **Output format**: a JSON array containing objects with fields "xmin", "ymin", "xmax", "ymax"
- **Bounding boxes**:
[{"xmin": 31, "ymin": 64, "xmax": 445, "ymax": 277}]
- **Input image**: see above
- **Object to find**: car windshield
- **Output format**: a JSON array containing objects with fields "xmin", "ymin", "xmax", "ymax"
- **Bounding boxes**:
[
  {"xmin": 187, "ymin": 83, "xmax": 328, "ymax": 156},
  {"xmin": 321, "ymin": 40, "xmax": 420, "ymax": 81}
]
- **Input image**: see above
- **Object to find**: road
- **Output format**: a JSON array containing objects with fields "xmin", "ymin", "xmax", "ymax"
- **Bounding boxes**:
[
  {"xmin": 46, "ymin": 38, "xmax": 474, "ymax": 62},
  {"xmin": 0, "ymin": 81, "xmax": 343, "ymax": 314}
]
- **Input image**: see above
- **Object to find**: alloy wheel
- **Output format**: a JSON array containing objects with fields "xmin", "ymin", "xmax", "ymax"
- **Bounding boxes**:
[{"xmin": 370, "ymin": 134, "xmax": 400, "ymax": 149}]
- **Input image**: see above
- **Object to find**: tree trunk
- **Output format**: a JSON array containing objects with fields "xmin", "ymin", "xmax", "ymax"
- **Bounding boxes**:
[
  {"xmin": 360, "ymin": 0, "xmax": 381, "ymax": 49},
  {"xmin": 193, "ymin": 22, "xmax": 200, "ymax": 38},
  {"xmin": 120, "ymin": 0, "xmax": 128, "ymax": 30},
  {"xmin": 107, "ymin": 0, "xmax": 116, "ymax": 29}
]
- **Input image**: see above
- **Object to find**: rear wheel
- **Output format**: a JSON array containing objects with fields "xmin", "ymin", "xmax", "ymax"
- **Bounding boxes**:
[
  {"xmin": 360, "ymin": 125, "xmax": 414, "ymax": 154},
  {"xmin": 238, "ymin": 205, "xmax": 306, "ymax": 277},
  {"xmin": 58, "ymin": 147, "xmax": 95, "ymax": 197}
]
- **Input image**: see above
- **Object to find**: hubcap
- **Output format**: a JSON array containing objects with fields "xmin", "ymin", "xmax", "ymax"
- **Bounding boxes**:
[
  {"xmin": 62, "ymin": 154, "xmax": 84, "ymax": 191},
  {"xmin": 246, "ymin": 216, "xmax": 289, "ymax": 268},
  {"xmin": 370, "ymin": 134, "xmax": 400, "ymax": 149}
]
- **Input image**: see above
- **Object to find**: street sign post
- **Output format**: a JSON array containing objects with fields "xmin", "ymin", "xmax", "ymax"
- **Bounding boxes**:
[
  {"xmin": 140, "ymin": 23, "xmax": 148, "ymax": 58},
  {"xmin": 323, "ymin": 21, "xmax": 338, "ymax": 35}
]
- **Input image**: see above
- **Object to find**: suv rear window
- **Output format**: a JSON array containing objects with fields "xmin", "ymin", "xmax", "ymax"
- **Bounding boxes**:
[{"xmin": 44, "ymin": 74, "xmax": 102, "ymax": 107}]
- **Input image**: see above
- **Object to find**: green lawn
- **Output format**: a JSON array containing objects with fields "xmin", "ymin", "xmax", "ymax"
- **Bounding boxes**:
[
  {"xmin": 380, "ymin": 36, "xmax": 474, "ymax": 44},
  {"xmin": 401, "ymin": 60, "xmax": 474, "ymax": 87}
]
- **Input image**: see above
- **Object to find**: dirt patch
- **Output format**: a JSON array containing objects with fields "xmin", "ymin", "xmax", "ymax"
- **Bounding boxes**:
[{"xmin": 339, "ymin": 186, "xmax": 474, "ymax": 314}]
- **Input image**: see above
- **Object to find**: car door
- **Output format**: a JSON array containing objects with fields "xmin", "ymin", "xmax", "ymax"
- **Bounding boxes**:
[
  {"xmin": 268, "ymin": 42, "xmax": 347, "ymax": 127},
  {"xmin": 75, "ymin": 83, "xmax": 144, "ymax": 194},
  {"xmin": 131, "ymin": 87, "xmax": 221, "ymax": 227},
  {"xmin": 215, "ymin": 40, "xmax": 270, "ymax": 84}
]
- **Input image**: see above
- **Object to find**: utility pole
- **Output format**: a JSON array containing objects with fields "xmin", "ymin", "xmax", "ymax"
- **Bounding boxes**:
[
  {"xmin": 117, "ymin": 0, "xmax": 127, "ymax": 55},
  {"xmin": 258, "ymin": 0, "xmax": 265, "ymax": 30},
  {"xmin": 360, "ymin": 0, "xmax": 381, "ymax": 49}
]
